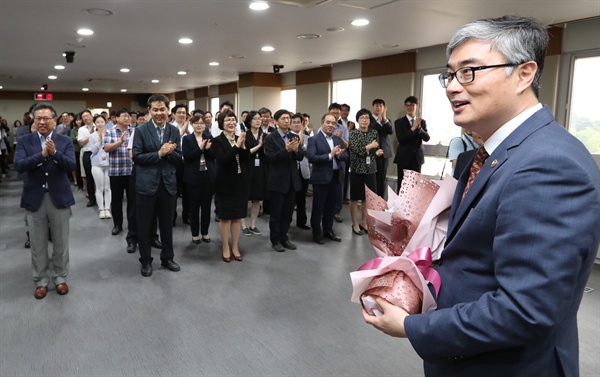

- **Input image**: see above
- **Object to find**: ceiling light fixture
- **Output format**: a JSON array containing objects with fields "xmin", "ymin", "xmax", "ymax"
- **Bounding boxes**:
[
  {"xmin": 54, "ymin": 65, "xmax": 65, "ymax": 70},
  {"xmin": 178, "ymin": 38, "xmax": 193, "ymax": 44},
  {"xmin": 327, "ymin": 27, "xmax": 345, "ymax": 32},
  {"xmin": 297, "ymin": 34, "xmax": 321, "ymax": 39},
  {"xmin": 151, "ymin": 79, "xmax": 159, "ymax": 83},
  {"xmin": 261, "ymin": 46, "xmax": 275, "ymax": 52},
  {"xmin": 77, "ymin": 28, "xmax": 94, "ymax": 36},
  {"xmin": 228, "ymin": 55, "xmax": 245, "ymax": 60},
  {"xmin": 48, "ymin": 75, "xmax": 57, "ymax": 80},
  {"xmin": 177, "ymin": 71, "xmax": 187, "ymax": 75},
  {"xmin": 121, "ymin": 89, "xmax": 127, "ymax": 92},
  {"xmin": 83, "ymin": 8, "xmax": 113, "ymax": 16},
  {"xmin": 120, "ymin": 68, "xmax": 130, "ymax": 73},
  {"xmin": 82, "ymin": 88, "xmax": 89, "ymax": 91},
  {"xmin": 249, "ymin": 1, "xmax": 269, "ymax": 10},
  {"xmin": 209, "ymin": 62, "xmax": 219, "ymax": 66},
  {"xmin": 351, "ymin": 19, "xmax": 369, "ymax": 26}
]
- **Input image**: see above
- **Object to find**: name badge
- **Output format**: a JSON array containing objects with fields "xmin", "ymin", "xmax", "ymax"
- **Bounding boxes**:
[
  {"xmin": 366, "ymin": 156, "xmax": 371, "ymax": 165},
  {"xmin": 102, "ymin": 155, "xmax": 107, "ymax": 161},
  {"xmin": 255, "ymin": 158, "xmax": 260, "ymax": 167}
]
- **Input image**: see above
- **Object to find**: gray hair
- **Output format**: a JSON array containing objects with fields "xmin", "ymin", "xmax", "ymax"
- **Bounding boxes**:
[
  {"xmin": 447, "ymin": 15, "xmax": 548, "ymax": 98},
  {"xmin": 31, "ymin": 103, "xmax": 57, "ymax": 118}
]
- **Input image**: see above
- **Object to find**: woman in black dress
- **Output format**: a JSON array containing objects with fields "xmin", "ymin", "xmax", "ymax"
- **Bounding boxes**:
[
  {"xmin": 240, "ymin": 111, "xmax": 266, "ymax": 236},
  {"xmin": 211, "ymin": 110, "xmax": 250, "ymax": 262},
  {"xmin": 182, "ymin": 114, "xmax": 215, "ymax": 244}
]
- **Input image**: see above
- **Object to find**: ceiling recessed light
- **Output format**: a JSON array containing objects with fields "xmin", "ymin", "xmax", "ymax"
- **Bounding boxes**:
[
  {"xmin": 0, "ymin": 86, "xmax": 3, "ymax": 89},
  {"xmin": 177, "ymin": 71, "xmax": 187, "ymax": 75},
  {"xmin": 178, "ymin": 38, "xmax": 193, "ymax": 44},
  {"xmin": 351, "ymin": 19, "xmax": 369, "ymax": 26},
  {"xmin": 83, "ymin": 8, "xmax": 114, "ymax": 16},
  {"xmin": 297, "ymin": 34, "xmax": 321, "ymax": 40},
  {"xmin": 228, "ymin": 55, "xmax": 245, "ymax": 59},
  {"xmin": 121, "ymin": 89, "xmax": 127, "ymax": 92},
  {"xmin": 261, "ymin": 46, "xmax": 275, "ymax": 52},
  {"xmin": 120, "ymin": 68, "xmax": 130, "ymax": 73},
  {"xmin": 54, "ymin": 65, "xmax": 65, "ymax": 70},
  {"xmin": 77, "ymin": 28, "xmax": 94, "ymax": 36},
  {"xmin": 209, "ymin": 62, "xmax": 219, "ymax": 66},
  {"xmin": 151, "ymin": 79, "xmax": 159, "ymax": 83},
  {"xmin": 82, "ymin": 88, "xmax": 89, "ymax": 91},
  {"xmin": 48, "ymin": 75, "xmax": 57, "ymax": 80},
  {"xmin": 249, "ymin": 1, "xmax": 269, "ymax": 10},
  {"xmin": 327, "ymin": 27, "xmax": 345, "ymax": 32}
]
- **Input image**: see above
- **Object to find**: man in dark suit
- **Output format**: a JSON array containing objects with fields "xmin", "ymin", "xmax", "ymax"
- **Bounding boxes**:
[
  {"xmin": 14, "ymin": 103, "xmax": 76, "ymax": 299},
  {"xmin": 307, "ymin": 112, "xmax": 348, "ymax": 244},
  {"xmin": 393, "ymin": 96, "xmax": 430, "ymax": 189},
  {"xmin": 264, "ymin": 109, "xmax": 305, "ymax": 252},
  {"xmin": 452, "ymin": 131, "xmax": 483, "ymax": 180},
  {"xmin": 132, "ymin": 94, "xmax": 182, "ymax": 277},
  {"xmin": 369, "ymin": 99, "xmax": 393, "ymax": 198},
  {"xmin": 363, "ymin": 15, "xmax": 600, "ymax": 377}
]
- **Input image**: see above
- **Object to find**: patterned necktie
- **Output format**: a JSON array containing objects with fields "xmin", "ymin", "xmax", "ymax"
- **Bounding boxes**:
[
  {"xmin": 157, "ymin": 127, "xmax": 163, "ymax": 144},
  {"xmin": 461, "ymin": 146, "xmax": 489, "ymax": 201}
]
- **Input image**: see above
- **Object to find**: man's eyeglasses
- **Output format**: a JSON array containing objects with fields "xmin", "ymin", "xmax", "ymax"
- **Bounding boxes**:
[
  {"xmin": 34, "ymin": 117, "xmax": 54, "ymax": 122},
  {"xmin": 438, "ymin": 63, "xmax": 523, "ymax": 88}
]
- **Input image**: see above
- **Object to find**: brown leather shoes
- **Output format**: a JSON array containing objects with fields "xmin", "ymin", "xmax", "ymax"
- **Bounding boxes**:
[
  {"xmin": 55, "ymin": 282, "xmax": 69, "ymax": 295},
  {"xmin": 34, "ymin": 286, "xmax": 48, "ymax": 299}
]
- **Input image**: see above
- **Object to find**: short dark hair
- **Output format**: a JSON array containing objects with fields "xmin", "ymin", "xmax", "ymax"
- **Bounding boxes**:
[
  {"xmin": 115, "ymin": 108, "xmax": 130, "ymax": 118},
  {"xmin": 328, "ymin": 102, "xmax": 342, "ymax": 111},
  {"xmin": 341, "ymin": 104, "xmax": 350, "ymax": 111},
  {"xmin": 258, "ymin": 107, "xmax": 271, "ymax": 117},
  {"xmin": 404, "ymin": 96, "xmax": 419, "ymax": 105},
  {"xmin": 192, "ymin": 109, "xmax": 205, "ymax": 116},
  {"xmin": 189, "ymin": 115, "xmax": 204, "ymax": 124},
  {"xmin": 220, "ymin": 100, "xmax": 234, "ymax": 111},
  {"xmin": 291, "ymin": 112, "xmax": 304, "ymax": 122},
  {"xmin": 355, "ymin": 108, "xmax": 372, "ymax": 121},
  {"xmin": 172, "ymin": 103, "xmax": 188, "ymax": 114},
  {"xmin": 241, "ymin": 110, "xmax": 249, "ymax": 116},
  {"xmin": 372, "ymin": 98, "xmax": 386, "ymax": 106},
  {"xmin": 244, "ymin": 111, "xmax": 259, "ymax": 129},
  {"xmin": 93, "ymin": 114, "xmax": 105, "ymax": 124},
  {"xmin": 217, "ymin": 109, "xmax": 236, "ymax": 130},
  {"xmin": 273, "ymin": 109, "xmax": 290, "ymax": 121},
  {"xmin": 147, "ymin": 94, "xmax": 170, "ymax": 108}
]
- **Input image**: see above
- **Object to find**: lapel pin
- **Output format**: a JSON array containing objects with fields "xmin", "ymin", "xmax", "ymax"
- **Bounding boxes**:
[{"xmin": 491, "ymin": 159, "xmax": 498, "ymax": 168}]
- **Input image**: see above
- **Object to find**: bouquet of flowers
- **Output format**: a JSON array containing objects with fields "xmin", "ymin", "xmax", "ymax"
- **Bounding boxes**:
[{"xmin": 350, "ymin": 170, "xmax": 457, "ymax": 315}]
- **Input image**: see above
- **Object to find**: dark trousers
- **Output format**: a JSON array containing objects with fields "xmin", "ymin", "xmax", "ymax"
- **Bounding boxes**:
[
  {"xmin": 311, "ymin": 170, "xmax": 341, "ymax": 236},
  {"xmin": 74, "ymin": 151, "xmax": 83, "ymax": 189},
  {"xmin": 83, "ymin": 151, "xmax": 96, "ymax": 203},
  {"xmin": 375, "ymin": 156, "xmax": 389, "ymax": 198},
  {"xmin": 110, "ymin": 175, "xmax": 134, "ymax": 240},
  {"xmin": 295, "ymin": 171, "xmax": 309, "ymax": 227},
  {"xmin": 187, "ymin": 178, "xmax": 214, "ymax": 237},
  {"xmin": 129, "ymin": 167, "xmax": 158, "ymax": 246},
  {"xmin": 343, "ymin": 163, "xmax": 350, "ymax": 200},
  {"xmin": 175, "ymin": 164, "xmax": 190, "ymax": 222},
  {"xmin": 137, "ymin": 181, "xmax": 175, "ymax": 265},
  {"xmin": 334, "ymin": 167, "xmax": 345, "ymax": 215},
  {"xmin": 269, "ymin": 188, "xmax": 296, "ymax": 244}
]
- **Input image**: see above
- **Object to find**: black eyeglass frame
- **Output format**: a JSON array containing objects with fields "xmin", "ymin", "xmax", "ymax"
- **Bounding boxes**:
[{"xmin": 438, "ymin": 63, "xmax": 524, "ymax": 88}]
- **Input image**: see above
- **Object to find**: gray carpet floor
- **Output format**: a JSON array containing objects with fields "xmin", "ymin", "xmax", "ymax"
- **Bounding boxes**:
[{"xmin": 1, "ymin": 170, "xmax": 598, "ymax": 376}]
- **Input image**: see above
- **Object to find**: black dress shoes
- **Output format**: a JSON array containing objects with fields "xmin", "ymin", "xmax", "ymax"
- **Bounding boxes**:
[
  {"xmin": 86, "ymin": 200, "xmax": 96, "ymax": 207},
  {"xmin": 272, "ymin": 242, "xmax": 285, "ymax": 252},
  {"xmin": 183, "ymin": 217, "xmax": 191, "ymax": 225},
  {"xmin": 141, "ymin": 264, "xmax": 153, "ymax": 277},
  {"xmin": 192, "ymin": 238, "xmax": 201, "ymax": 244},
  {"xmin": 352, "ymin": 226, "xmax": 363, "ymax": 235},
  {"xmin": 111, "ymin": 225, "xmax": 123, "ymax": 235},
  {"xmin": 151, "ymin": 239, "xmax": 162, "ymax": 249},
  {"xmin": 281, "ymin": 240, "xmax": 297, "ymax": 250},
  {"xmin": 313, "ymin": 235, "xmax": 325, "ymax": 245},
  {"xmin": 334, "ymin": 214, "xmax": 343, "ymax": 223},
  {"xmin": 161, "ymin": 260, "xmax": 181, "ymax": 272},
  {"xmin": 127, "ymin": 243, "xmax": 137, "ymax": 253},
  {"xmin": 297, "ymin": 224, "xmax": 311, "ymax": 230},
  {"xmin": 325, "ymin": 232, "xmax": 342, "ymax": 242}
]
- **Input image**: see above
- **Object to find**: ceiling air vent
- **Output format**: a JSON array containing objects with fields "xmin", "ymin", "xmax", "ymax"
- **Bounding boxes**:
[{"xmin": 271, "ymin": 0, "xmax": 333, "ymax": 8}]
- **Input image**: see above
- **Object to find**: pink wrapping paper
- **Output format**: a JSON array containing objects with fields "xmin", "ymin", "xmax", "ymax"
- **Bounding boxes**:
[{"xmin": 351, "ymin": 171, "xmax": 457, "ymax": 315}]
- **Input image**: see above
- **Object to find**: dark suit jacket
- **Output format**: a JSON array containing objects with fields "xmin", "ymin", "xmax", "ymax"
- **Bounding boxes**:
[
  {"xmin": 14, "ymin": 131, "xmax": 76, "ymax": 211},
  {"xmin": 211, "ymin": 132, "xmax": 251, "ymax": 196},
  {"xmin": 264, "ymin": 130, "xmax": 304, "ymax": 194},
  {"xmin": 393, "ymin": 115, "xmax": 430, "ymax": 166},
  {"xmin": 404, "ymin": 106, "xmax": 600, "ymax": 377},
  {"xmin": 369, "ymin": 118, "xmax": 393, "ymax": 158},
  {"xmin": 182, "ymin": 131, "xmax": 216, "ymax": 186},
  {"xmin": 452, "ymin": 148, "xmax": 477, "ymax": 180},
  {"xmin": 132, "ymin": 121, "xmax": 181, "ymax": 196},
  {"xmin": 306, "ymin": 131, "xmax": 348, "ymax": 185}
]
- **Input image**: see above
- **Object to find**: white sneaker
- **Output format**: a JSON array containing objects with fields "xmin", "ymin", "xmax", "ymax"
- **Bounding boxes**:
[
  {"xmin": 104, "ymin": 210, "xmax": 112, "ymax": 219},
  {"xmin": 99, "ymin": 209, "xmax": 106, "ymax": 219}
]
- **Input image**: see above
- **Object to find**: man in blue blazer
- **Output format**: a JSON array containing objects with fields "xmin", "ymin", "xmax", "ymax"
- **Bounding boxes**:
[
  {"xmin": 307, "ymin": 113, "xmax": 348, "ymax": 244},
  {"xmin": 363, "ymin": 15, "xmax": 600, "ymax": 377},
  {"xmin": 15, "ymin": 103, "xmax": 76, "ymax": 299},
  {"xmin": 132, "ymin": 94, "xmax": 182, "ymax": 277},
  {"xmin": 264, "ymin": 109, "xmax": 305, "ymax": 252}
]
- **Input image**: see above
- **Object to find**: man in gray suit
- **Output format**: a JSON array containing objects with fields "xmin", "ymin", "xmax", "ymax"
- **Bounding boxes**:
[{"xmin": 132, "ymin": 94, "xmax": 182, "ymax": 277}]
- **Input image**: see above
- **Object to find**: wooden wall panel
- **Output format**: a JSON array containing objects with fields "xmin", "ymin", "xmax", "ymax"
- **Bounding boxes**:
[
  {"xmin": 362, "ymin": 52, "xmax": 416, "ymax": 78},
  {"xmin": 296, "ymin": 67, "xmax": 331, "ymax": 86}
]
